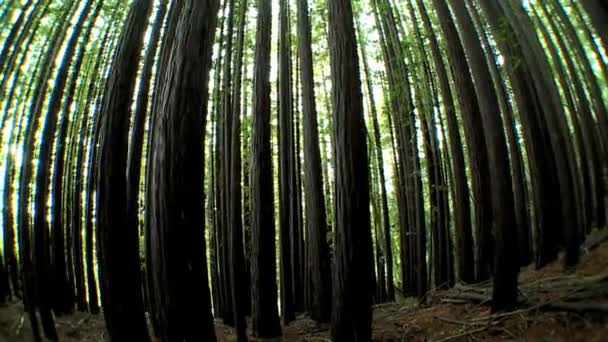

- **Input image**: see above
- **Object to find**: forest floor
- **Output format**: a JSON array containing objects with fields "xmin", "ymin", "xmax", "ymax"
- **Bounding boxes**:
[{"xmin": 1, "ymin": 230, "xmax": 607, "ymax": 341}]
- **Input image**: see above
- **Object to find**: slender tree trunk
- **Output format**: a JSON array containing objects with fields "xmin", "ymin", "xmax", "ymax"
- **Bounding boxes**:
[
  {"xmin": 229, "ymin": 0, "xmax": 249, "ymax": 340},
  {"xmin": 297, "ymin": 0, "xmax": 332, "ymax": 321},
  {"xmin": 220, "ymin": 0, "xmax": 236, "ymax": 326},
  {"xmin": 126, "ymin": 0, "xmax": 167, "ymax": 259},
  {"xmin": 357, "ymin": 15, "xmax": 395, "ymax": 301},
  {"xmin": 416, "ymin": 0, "xmax": 474, "ymax": 283},
  {"xmin": 278, "ymin": 0, "xmax": 295, "ymax": 324},
  {"xmin": 0, "ymin": 15, "xmax": 49, "ymax": 302},
  {"xmin": 250, "ymin": 0, "xmax": 282, "ymax": 337},
  {"xmin": 17, "ymin": 2, "xmax": 77, "ymax": 339},
  {"xmin": 432, "ymin": 0, "xmax": 492, "ymax": 282},
  {"xmin": 449, "ymin": 0, "xmax": 519, "ymax": 312}
]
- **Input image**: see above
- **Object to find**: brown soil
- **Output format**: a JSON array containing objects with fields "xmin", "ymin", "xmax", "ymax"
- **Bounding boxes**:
[{"xmin": 1, "ymin": 230, "xmax": 607, "ymax": 341}]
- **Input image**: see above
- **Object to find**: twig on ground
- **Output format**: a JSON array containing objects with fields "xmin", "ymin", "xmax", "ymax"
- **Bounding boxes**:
[
  {"xmin": 431, "ymin": 327, "xmax": 488, "ymax": 342},
  {"xmin": 16, "ymin": 315, "xmax": 25, "ymax": 335},
  {"xmin": 433, "ymin": 316, "xmax": 487, "ymax": 327}
]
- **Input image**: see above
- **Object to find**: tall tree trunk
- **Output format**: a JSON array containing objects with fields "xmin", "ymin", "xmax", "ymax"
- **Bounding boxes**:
[
  {"xmin": 416, "ymin": 0, "xmax": 474, "ymax": 283},
  {"xmin": 126, "ymin": 0, "xmax": 167, "ymax": 261},
  {"xmin": 357, "ymin": 15, "xmax": 395, "ymax": 301},
  {"xmin": 468, "ymin": 2, "xmax": 532, "ymax": 267},
  {"xmin": 432, "ymin": 0, "xmax": 493, "ymax": 282},
  {"xmin": 0, "ymin": 14, "xmax": 49, "ymax": 302},
  {"xmin": 43, "ymin": 0, "xmax": 102, "ymax": 314},
  {"xmin": 250, "ymin": 0, "xmax": 282, "ymax": 337},
  {"xmin": 449, "ymin": 0, "xmax": 520, "ymax": 312},
  {"xmin": 17, "ymin": 2, "xmax": 78, "ymax": 339},
  {"xmin": 297, "ymin": 0, "xmax": 332, "ymax": 321},
  {"xmin": 229, "ymin": 0, "xmax": 249, "ymax": 339},
  {"xmin": 95, "ymin": 1, "xmax": 152, "ymax": 339},
  {"xmin": 327, "ymin": 0, "xmax": 373, "ymax": 340},
  {"xmin": 278, "ymin": 0, "xmax": 296, "ymax": 324},
  {"xmin": 480, "ymin": 0, "xmax": 581, "ymax": 266},
  {"xmin": 220, "ymin": 0, "xmax": 236, "ymax": 326},
  {"xmin": 147, "ymin": 1, "xmax": 219, "ymax": 340}
]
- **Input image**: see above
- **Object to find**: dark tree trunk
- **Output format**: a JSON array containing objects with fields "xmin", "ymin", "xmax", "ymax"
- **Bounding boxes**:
[
  {"xmin": 479, "ymin": 25, "xmax": 532, "ymax": 267},
  {"xmin": 209, "ymin": 1, "xmax": 227, "ymax": 319},
  {"xmin": 449, "ymin": 0, "xmax": 520, "ymax": 312},
  {"xmin": 416, "ymin": 0, "xmax": 474, "ymax": 283},
  {"xmin": 548, "ymin": 0, "xmax": 607, "ymax": 228},
  {"xmin": 95, "ymin": 0, "xmax": 152, "ymax": 339},
  {"xmin": 327, "ymin": 0, "xmax": 373, "ymax": 340},
  {"xmin": 432, "ymin": 0, "xmax": 492, "ymax": 282},
  {"xmin": 278, "ymin": 0, "xmax": 296, "ymax": 325},
  {"xmin": 43, "ymin": 0, "xmax": 102, "ymax": 314},
  {"xmin": 297, "ymin": 0, "xmax": 332, "ymax": 321},
  {"xmin": 126, "ymin": 0, "xmax": 167, "ymax": 258},
  {"xmin": 406, "ymin": 0, "xmax": 450, "ymax": 289},
  {"xmin": 357, "ymin": 15, "xmax": 395, "ymax": 301},
  {"xmin": 17, "ymin": 2, "xmax": 78, "ymax": 339},
  {"xmin": 481, "ymin": 0, "xmax": 581, "ymax": 266},
  {"xmin": 250, "ymin": 0, "xmax": 282, "ymax": 337},
  {"xmin": 372, "ymin": 0, "xmax": 426, "ymax": 298},
  {"xmin": 229, "ymin": 0, "xmax": 249, "ymax": 340},
  {"xmin": 0, "ymin": 13, "xmax": 49, "ymax": 302},
  {"xmin": 146, "ymin": 0, "xmax": 219, "ymax": 340},
  {"xmin": 220, "ymin": 0, "xmax": 236, "ymax": 326},
  {"xmin": 83, "ymin": 29, "xmax": 119, "ymax": 317},
  {"xmin": 71, "ymin": 33, "xmax": 111, "ymax": 314}
]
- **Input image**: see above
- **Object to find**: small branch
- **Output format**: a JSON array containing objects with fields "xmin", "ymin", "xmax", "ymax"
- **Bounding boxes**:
[
  {"xmin": 431, "ymin": 327, "xmax": 488, "ymax": 342},
  {"xmin": 433, "ymin": 316, "xmax": 488, "ymax": 326}
]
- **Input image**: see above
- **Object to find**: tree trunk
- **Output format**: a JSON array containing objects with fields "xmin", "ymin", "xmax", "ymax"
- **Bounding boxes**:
[
  {"xmin": 229, "ymin": 0, "xmax": 249, "ymax": 339},
  {"xmin": 95, "ymin": 0, "xmax": 152, "ymax": 339},
  {"xmin": 449, "ymin": 0, "xmax": 519, "ymax": 312},
  {"xmin": 250, "ymin": 0, "xmax": 282, "ymax": 337},
  {"xmin": 416, "ymin": 0, "xmax": 474, "ymax": 283},
  {"xmin": 296, "ymin": 0, "xmax": 332, "ymax": 322},
  {"xmin": 432, "ymin": 0, "xmax": 493, "ymax": 282},
  {"xmin": 146, "ymin": 0, "xmax": 219, "ymax": 340},
  {"xmin": 17, "ymin": 2, "xmax": 78, "ymax": 338},
  {"xmin": 327, "ymin": 0, "xmax": 373, "ymax": 340}
]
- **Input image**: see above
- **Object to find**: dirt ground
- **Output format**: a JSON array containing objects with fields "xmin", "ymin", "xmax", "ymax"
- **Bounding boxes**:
[{"xmin": 1, "ymin": 230, "xmax": 607, "ymax": 341}]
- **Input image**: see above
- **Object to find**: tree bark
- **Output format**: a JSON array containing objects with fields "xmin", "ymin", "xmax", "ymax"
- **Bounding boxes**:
[
  {"xmin": 449, "ymin": 0, "xmax": 520, "ymax": 312},
  {"xmin": 95, "ymin": 0, "xmax": 152, "ymax": 339},
  {"xmin": 327, "ymin": 0, "xmax": 373, "ymax": 340},
  {"xmin": 147, "ymin": 0, "xmax": 219, "ymax": 340},
  {"xmin": 297, "ymin": 0, "xmax": 333, "ymax": 321},
  {"xmin": 250, "ymin": 0, "xmax": 282, "ymax": 337}
]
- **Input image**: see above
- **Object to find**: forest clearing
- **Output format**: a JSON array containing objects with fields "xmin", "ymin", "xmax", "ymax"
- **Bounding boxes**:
[{"xmin": 0, "ymin": 0, "xmax": 607, "ymax": 341}]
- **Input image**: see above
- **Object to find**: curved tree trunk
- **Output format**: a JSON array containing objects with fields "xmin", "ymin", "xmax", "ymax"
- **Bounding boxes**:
[
  {"xmin": 449, "ymin": 0, "xmax": 519, "ymax": 312},
  {"xmin": 95, "ymin": 1, "xmax": 152, "ymax": 339},
  {"xmin": 17, "ymin": 2, "xmax": 77, "ymax": 339},
  {"xmin": 416, "ymin": 0, "xmax": 474, "ymax": 283},
  {"xmin": 146, "ymin": 0, "xmax": 219, "ymax": 340}
]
